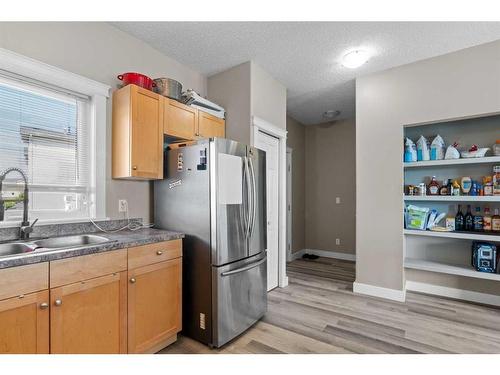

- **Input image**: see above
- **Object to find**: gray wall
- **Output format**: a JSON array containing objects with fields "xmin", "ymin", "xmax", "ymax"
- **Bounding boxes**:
[
  {"xmin": 356, "ymin": 39, "xmax": 500, "ymax": 292},
  {"xmin": 286, "ymin": 116, "xmax": 306, "ymax": 253},
  {"xmin": 0, "ymin": 22, "xmax": 207, "ymax": 222},
  {"xmin": 305, "ymin": 120, "xmax": 356, "ymax": 255}
]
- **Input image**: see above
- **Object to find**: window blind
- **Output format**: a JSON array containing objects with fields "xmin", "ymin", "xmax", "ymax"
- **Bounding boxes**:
[{"xmin": 0, "ymin": 75, "xmax": 92, "ymax": 222}]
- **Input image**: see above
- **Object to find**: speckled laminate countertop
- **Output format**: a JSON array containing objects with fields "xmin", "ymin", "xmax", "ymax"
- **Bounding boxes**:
[{"xmin": 0, "ymin": 228, "xmax": 184, "ymax": 269}]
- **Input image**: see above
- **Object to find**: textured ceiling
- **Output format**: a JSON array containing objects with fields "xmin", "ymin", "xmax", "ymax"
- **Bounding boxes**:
[{"xmin": 111, "ymin": 22, "xmax": 500, "ymax": 125}]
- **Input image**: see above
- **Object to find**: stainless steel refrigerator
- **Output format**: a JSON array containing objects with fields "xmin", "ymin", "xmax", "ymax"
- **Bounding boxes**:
[{"xmin": 154, "ymin": 138, "xmax": 267, "ymax": 348}]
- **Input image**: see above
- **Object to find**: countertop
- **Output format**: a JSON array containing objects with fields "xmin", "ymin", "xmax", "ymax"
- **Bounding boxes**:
[{"xmin": 0, "ymin": 228, "xmax": 184, "ymax": 269}]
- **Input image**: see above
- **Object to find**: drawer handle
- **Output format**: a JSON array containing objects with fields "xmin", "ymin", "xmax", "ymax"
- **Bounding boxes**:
[
  {"xmin": 132, "ymin": 165, "xmax": 138, "ymax": 170},
  {"xmin": 54, "ymin": 299, "xmax": 62, "ymax": 307},
  {"xmin": 40, "ymin": 302, "xmax": 49, "ymax": 310},
  {"xmin": 156, "ymin": 250, "xmax": 163, "ymax": 255},
  {"xmin": 130, "ymin": 278, "xmax": 136, "ymax": 284}
]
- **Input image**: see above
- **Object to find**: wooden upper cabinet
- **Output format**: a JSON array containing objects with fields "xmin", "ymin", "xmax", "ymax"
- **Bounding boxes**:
[
  {"xmin": 164, "ymin": 98, "xmax": 198, "ymax": 139},
  {"xmin": 198, "ymin": 110, "xmax": 225, "ymax": 138},
  {"xmin": 128, "ymin": 258, "xmax": 182, "ymax": 353},
  {"xmin": 0, "ymin": 290, "xmax": 49, "ymax": 354},
  {"xmin": 50, "ymin": 272, "xmax": 127, "ymax": 354},
  {"xmin": 112, "ymin": 84, "xmax": 164, "ymax": 180}
]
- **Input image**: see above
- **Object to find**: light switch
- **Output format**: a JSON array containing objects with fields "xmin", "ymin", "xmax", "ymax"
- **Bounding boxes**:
[{"xmin": 336, "ymin": 197, "xmax": 341, "ymax": 204}]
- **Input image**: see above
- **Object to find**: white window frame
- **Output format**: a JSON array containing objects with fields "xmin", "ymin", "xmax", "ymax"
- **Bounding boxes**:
[{"xmin": 0, "ymin": 47, "xmax": 110, "ymax": 226}]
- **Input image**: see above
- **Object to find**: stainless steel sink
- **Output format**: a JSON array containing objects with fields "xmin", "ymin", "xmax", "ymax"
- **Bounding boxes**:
[
  {"xmin": 33, "ymin": 234, "xmax": 113, "ymax": 249},
  {"xmin": 0, "ymin": 242, "xmax": 36, "ymax": 257}
]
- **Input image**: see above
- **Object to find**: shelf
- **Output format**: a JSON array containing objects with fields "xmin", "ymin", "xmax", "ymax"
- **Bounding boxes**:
[
  {"xmin": 404, "ymin": 229, "xmax": 500, "ymax": 242},
  {"xmin": 405, "ymin": 258, "xmax": 500, "ymax": 281},
  {"xmin": 404, "ymin": 156, "xmax": 500, "ymax": 169},
  {"xmin": 404, "ymin": 195, "xmax": 500, "ymax": 202}
]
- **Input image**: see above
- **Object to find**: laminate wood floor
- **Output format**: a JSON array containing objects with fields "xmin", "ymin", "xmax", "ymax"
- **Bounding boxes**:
[{"xmin": 159, "ymin": 257, "xmax": 500, "ymax": 354}]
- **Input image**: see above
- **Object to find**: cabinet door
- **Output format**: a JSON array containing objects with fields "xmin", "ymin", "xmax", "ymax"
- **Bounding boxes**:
[
  {"xmin": 0, "ymin": 290, "xmax": 49, "ymax": 354},
  {"xmin": 164, "ymin": 99, "xmax": 197, "ymax": 139},
  {"xmin": 50, "ymin": 272, "xmax": 127, "ymax": 354},
  {"xmin": 128, "ymin": 258, "xmax": 182, "ymax": 353},
  {"xmin": 198, "ymin": 110, "xmax": 225, "ymax": 138},
  {"xmin": 131, "ymin": 85, "xmax": 164, "ymax": 179}
]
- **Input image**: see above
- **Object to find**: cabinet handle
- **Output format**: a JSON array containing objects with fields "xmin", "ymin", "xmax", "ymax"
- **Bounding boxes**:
[
  {"xmin": 54, "ymin": 299, "xmax": 62, "ymax": 307},
  {"xmin": 156, "ymin": 250, "xmax": 163, "ymax": 255},
  {"xmin": 40, "ymin": 302, "xmax": 49, "ymax": 310},
  {"xmin": 129, "ymin": 278, "xmax": 136, "ymax": 284},
  {"xmin": 132, "ymin": 166, "xmax": 138, "ymax": 170}
]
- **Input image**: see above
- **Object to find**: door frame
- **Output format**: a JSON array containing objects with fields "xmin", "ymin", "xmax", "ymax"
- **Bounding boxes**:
[
  {"xmin": 286, "ymin": 147, "xmax": 292, "ymax": 262},
  {"xmin": 251, "ymin": 116, "xmax": 288, "ymax": 288}
]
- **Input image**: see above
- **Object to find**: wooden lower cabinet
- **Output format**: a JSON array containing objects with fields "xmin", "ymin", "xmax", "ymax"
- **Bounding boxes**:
[
  {"xmin": 127, "ymin": 258, "xmax": 182, "ymax": 353},
  {"xmin": 50, "ymin": 272, "xmax": 127, "ymax": 354},
  {"xmin": 0, "ymin": 290, "xmax": 49, "ymax": 354}
]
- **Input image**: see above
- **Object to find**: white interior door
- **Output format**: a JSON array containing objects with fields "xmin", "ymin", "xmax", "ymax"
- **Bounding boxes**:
[{"xmin": 255, "ymin": 131, "xmax": 280, "ymax": 291}]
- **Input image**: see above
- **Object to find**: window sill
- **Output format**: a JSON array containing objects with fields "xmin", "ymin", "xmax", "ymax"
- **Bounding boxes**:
[{"xmin": 0, "ymin": 217, "xmax": 110, "ymax": 229}]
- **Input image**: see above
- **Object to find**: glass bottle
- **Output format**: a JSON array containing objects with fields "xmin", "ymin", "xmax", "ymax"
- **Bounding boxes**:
[
  {"xmin": 427, "ymin": 176, "xmax": 440, "ymax": 196},
  {"xmin": 464, "ymin": 205, "xmax": 474, "ymax": 231},
  {"xmin": 483, "ymin": 207, "xmax": 492, "ymax": 232},
  {"xmin": 455, "ymin": 205, "xmax": 465, "ymax": 231},
  {"xmin": 473, "ymin": 207, "xmax": 483, "ymax": 232},
  {"xmin": 493, "ymin": 209, "xmax": 500, "ymax": 232}
]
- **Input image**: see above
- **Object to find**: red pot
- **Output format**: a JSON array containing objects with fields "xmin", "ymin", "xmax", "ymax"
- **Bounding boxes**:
[{"xmin": 117, "ymin": 72, "xmax": 156, "ymax": 91}]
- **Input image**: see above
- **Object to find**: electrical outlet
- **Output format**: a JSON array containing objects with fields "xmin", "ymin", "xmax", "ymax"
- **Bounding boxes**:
[
  {"xmin": 336, "ymin": 238, "xmax": 341, "ymax": 246},
  {"xmin": 336, "ymin": 197, "xmax": 341, "ymax": 204},
  {"xmin": 118, "ymin": 199, "xmax": 128, "ymax": 213}
]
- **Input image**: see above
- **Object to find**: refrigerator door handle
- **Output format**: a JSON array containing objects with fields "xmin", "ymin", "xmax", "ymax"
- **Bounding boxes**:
[
  {"xmin": 220, "ymin": 257, "xmax": 267, "ymax": 277},
  {"xmin": 248, "ymin": 156, "xmax": 257, "ymax": 238},
  {"xmin": 243, "ymin": 156, "xmax": 252, "ymax": 238}
]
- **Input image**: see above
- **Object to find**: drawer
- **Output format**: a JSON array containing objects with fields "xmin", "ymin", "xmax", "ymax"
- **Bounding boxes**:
[
  {"xmin": 128, "ymin": 240, "xmax": 182, "ymax": 269},
  {"xmin": 0, "ymin": 263, "xmax": 49, "ymax": 301},
  {"xmin": 50, "ymin": 250, "xmax": 127, "ymax": 287}
]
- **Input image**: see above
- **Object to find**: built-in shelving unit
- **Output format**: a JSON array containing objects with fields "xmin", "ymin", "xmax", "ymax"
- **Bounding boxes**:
[
  {"xmin": 405, "ymin": 258, "xmax": 500, "ymax": 281},
  {"xmin": 404, "ymin": 195, "xmax": 500, "ymax": 202},
  {"xmin": 403, "ymin": 113, "xmax": 500, "ymax": 305},
  {"xmin": 404, "ymin": 156, "xmax": 500, "ymax": 169}
]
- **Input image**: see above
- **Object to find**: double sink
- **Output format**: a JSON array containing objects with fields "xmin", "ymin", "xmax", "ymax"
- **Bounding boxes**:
[{"xmin": 0, "ymin": 234, "xmax": 115, "ymax": 258}]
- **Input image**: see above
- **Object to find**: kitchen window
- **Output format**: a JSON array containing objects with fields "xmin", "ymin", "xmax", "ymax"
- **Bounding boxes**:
[{"xmin": 0, "ymin": 48, "xmax": 109, "ymax": 225}]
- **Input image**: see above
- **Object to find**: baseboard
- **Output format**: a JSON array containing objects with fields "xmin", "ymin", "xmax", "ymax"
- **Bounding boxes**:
[
  {"xmin": 353, "ymin": 281, "xmax": 406, "ymax": 302},
  {"xmin": 406, "ymin": 281, "xmax": 500, "ymax": 307},
  {"xmin": 290, "ymin": 248, "xmax": 356, "ymax": 262}
]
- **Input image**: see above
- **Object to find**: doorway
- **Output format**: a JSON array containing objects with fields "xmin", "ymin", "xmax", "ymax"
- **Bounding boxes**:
[{"xmin": 255, "ymin": 130, "xmax": 280, "ymax": 291}]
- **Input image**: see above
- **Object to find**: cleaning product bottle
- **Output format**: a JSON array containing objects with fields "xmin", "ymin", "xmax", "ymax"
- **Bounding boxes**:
[
  {"xmin": 455, "ymin": 205, "xmax": 465, "ymax": 231},
  {"xmin": 483, "ymin": 207, "xmax": 492, "ymax": 232},
  {"xmin": 493, "ymin": 209, "xmax": 500, "ymax": 232},
  {"xmin": 473, "ymin": 207, "xmax": 483, "ymax": 232},
  {"xmin": 465, "ymin": 205, "xmax": 474, "ymax": 231}
]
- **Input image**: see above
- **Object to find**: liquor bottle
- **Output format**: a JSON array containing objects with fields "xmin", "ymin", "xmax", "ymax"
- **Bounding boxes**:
[
  {"xmin": 455, "ymin": 205, "xmax": 465, "ymax": 231},
  {"xmin": 483, "ymin": 207, "xmax": 492, "ymax": 232},
  {"xmin": 464, "ymin": 205, "xmax": 474, "ymax": 231},
  {"xmin": 493, "ymin": 209, "xmax": 500, "ymax": 232},
  {"xmin": 427, "ymin": 176, "xmax": 440, "ymax": 196},
  {"xmin": 473, "ymin": 207, "xmax": 484, "ymax": 232}
]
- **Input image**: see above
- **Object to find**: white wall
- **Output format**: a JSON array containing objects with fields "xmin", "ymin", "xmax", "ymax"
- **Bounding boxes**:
[
  {"xmin": 0, "ymin": 22, "xmax": 207, "ymax": 222},
  {"xmin": 356, "ymin": 40, "xmax": 500, "ymax": 292}
]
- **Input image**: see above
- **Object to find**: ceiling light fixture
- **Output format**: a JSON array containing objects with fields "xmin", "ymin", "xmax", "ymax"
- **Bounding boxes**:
[
  {"xmin": 342, "ymin": 50, "xmax": 370, "ymax": 69},
  {"xmin": 323, "ymin": 110, "xmax": 341, "ymax": 120}
]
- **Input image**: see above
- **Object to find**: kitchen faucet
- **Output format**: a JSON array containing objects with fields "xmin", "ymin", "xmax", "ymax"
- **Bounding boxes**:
[{"xmin": 0, "ymin": 167, "xmax": 38, "ymax": 239}]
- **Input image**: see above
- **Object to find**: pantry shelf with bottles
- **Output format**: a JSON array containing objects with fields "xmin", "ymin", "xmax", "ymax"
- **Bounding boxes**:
[{"xmin": 403, "ymin": 113, "xmax": 500, "ymax": 296}]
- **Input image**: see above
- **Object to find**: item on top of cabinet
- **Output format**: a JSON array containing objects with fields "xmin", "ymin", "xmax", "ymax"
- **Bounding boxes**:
[
  {"xmin": 406, "ymin": 205, "xmax": 430, "ymax": 230},
  {"xmin": 461, "ymin": 144, "xmax": 490, "ymax": 158},
  {"xmin": 461, "ymin": 176, "xmax": 472, "ymax": 195},
  {"xmin": 182, "ymin": 89, "xmax": 226, "ymax": 119},
  {"xmin": 117, "ymin": 72, "xmax": 155, "ymax": 91},
  {"xmin": 472, "ymin": 242, "xmax": 497, "ymax": 273},
  {"xmin": 404, "ymin": 137, "xmax": 417, "ymax": 162},
  {"xmin": 430, "ymin": 135, "xmax": 446, "ymax": 160},
  {"xmin": 153, "ymin": 78, "xmax": 183, "ymax": 101},
  {"xmin": 494, "ymin": 140, "xmax": 500, "ymax": 156},
  {"xmin": 444, "ymin": 142, "xmax": 460, "ymax": 160},
  {"xmin": 483, "ymin": 207, "xmax": 492, "ymax": 232},
  {"xmin": 493, "ymin": 209, "xmax": 500, "ymax": 232},
  {"xmin": 427, "ymin": 176, "xmax": 440, "ymax": 195},
  {"xmin": 416, "ymin": 135, "xmax": 430, "ymax": 161}
]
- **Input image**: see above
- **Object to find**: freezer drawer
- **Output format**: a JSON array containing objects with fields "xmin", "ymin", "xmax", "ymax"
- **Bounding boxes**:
[{"xmin": 212, "ymin": 252, "xmax": 267, "ymax": 347}]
